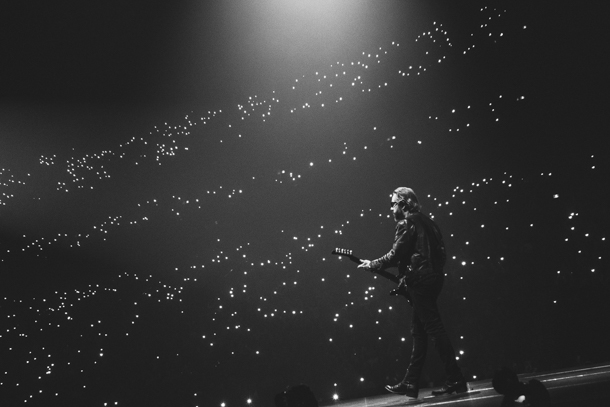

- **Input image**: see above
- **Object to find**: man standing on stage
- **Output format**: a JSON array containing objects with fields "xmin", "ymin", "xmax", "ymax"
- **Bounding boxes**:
[{"xmin": 357, "ymin": 187, "xmax": 467, "ymax": 399}]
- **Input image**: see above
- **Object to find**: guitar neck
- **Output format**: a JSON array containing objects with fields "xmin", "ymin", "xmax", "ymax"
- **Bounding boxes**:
[
  {"xmin": 375, "ymin": 269, "xmax": 401, "ymax": 284},
  {"xmin": 331, "ymin": 247, "xmax": 409, "ymax": 303},
  {"xmin": 331, "ymin": 248, "xmax": 361, "ymax": 264}
]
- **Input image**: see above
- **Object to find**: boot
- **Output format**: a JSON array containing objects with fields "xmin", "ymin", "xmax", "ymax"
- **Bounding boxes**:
[{"xmin": 385, "ymin": 382, "xmax": 419, "ymax": 398}]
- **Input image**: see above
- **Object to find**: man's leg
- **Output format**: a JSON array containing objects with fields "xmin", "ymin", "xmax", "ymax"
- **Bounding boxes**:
[
  {"xmin": 429, "ymin": 330, "xmax": 467, "ymax": 395},
  {"xmin": 411, "ymin": 280, "xmax": 467, "ymax": 395},
  {"xmin": 385, "ymin": 298, "xmax": 426, "ymax": 398},
  {"xmin": 431, "ymin": 332, "xmax": 464, "ymax": 384},
  {"xmin": 414, "ymin": 281, "xmax": 467, "ymax": 395},
  {"xmin": 403, "ymin": 313, "xmax": 428, "ymax": 384}
]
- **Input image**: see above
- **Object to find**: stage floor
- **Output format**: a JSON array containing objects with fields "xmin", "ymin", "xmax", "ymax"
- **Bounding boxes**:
[{"xmin": 321, "ymin": 363, "xmax": 610, "ymax": 407}]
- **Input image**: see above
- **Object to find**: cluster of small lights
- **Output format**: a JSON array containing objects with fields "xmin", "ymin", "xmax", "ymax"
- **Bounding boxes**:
[
  {"xmin": 428, "ymin": 94, "xmax": 526, "ymax": 134},
  {"xmin": 0, "ymin": 273, "xmax": 182, "ymax": 404},
  {"xmin": 0, "ymin": 5, "xmax": 606, "ymax": 407},
  {"xmin": 238, "ymin": 94, "xmax": 279, "ymax": 123},
  {"xmin": 0, "ymin": 168, "xmax": 30, "ymax": 206},
  {"xmin": 462, "ymin": 7, "xmax": 511, "ymax": 55}
]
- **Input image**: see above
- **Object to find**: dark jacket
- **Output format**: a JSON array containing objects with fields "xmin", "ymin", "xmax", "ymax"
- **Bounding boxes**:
[{"xmin": 370, "ymin": 211, "xmax": 446, "ymax": 286}]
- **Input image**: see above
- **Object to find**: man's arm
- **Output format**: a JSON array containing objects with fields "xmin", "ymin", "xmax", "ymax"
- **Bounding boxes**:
[
  {"xmin": 371, "ymin": 219, "xmax": 412, "ymax": 270},
  {"xmin": 357, "ymin": 219, "xmax": 413, "ymax": 281}
]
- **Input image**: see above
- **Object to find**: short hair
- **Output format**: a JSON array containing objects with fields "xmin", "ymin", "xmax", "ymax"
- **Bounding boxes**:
[{"xmin": 393, "ymin": 187, "xmax": 420, "ymax": 212}]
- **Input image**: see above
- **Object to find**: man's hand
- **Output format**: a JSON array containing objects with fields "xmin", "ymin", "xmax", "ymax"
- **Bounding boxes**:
[{"xmin": 357, "ymin": 259, "xmax": 372, "ymax": 270}]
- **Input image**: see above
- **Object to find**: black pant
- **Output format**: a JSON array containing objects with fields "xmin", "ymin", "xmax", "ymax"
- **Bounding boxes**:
[{"xmin": 402, "ymin": 277, "xmax": 463, "ymax": 384}]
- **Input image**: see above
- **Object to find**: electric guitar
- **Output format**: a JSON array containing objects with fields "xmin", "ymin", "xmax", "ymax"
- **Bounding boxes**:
[{"xmin": 331, "ymin": 248, "xmax": 412, "ymax": 304}]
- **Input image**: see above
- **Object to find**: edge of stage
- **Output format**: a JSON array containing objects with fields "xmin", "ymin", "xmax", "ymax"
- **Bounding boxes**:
[{"xmin": 320, "ymin": 363, "xmax": 610, "ymax": 407}]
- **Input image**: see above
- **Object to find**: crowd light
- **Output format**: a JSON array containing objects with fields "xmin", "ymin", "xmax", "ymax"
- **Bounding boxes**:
[{"xmin": 0, "ymin": 3, "xmax": 605, "ymax": 406}]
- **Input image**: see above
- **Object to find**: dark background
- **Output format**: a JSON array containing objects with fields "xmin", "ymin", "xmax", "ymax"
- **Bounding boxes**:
[{"xmin": 0, "ymin": 1, "xmax": 608, "ymax": 405}]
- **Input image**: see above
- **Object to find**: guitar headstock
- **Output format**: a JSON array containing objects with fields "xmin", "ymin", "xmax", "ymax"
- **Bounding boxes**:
[
  {"xmin": 331, "ymin": 247, "xmax": 353, "ymax": 256},
  {"xmin": 331, "ymin": 247, "xmax": 361, "ymax": 264}
]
